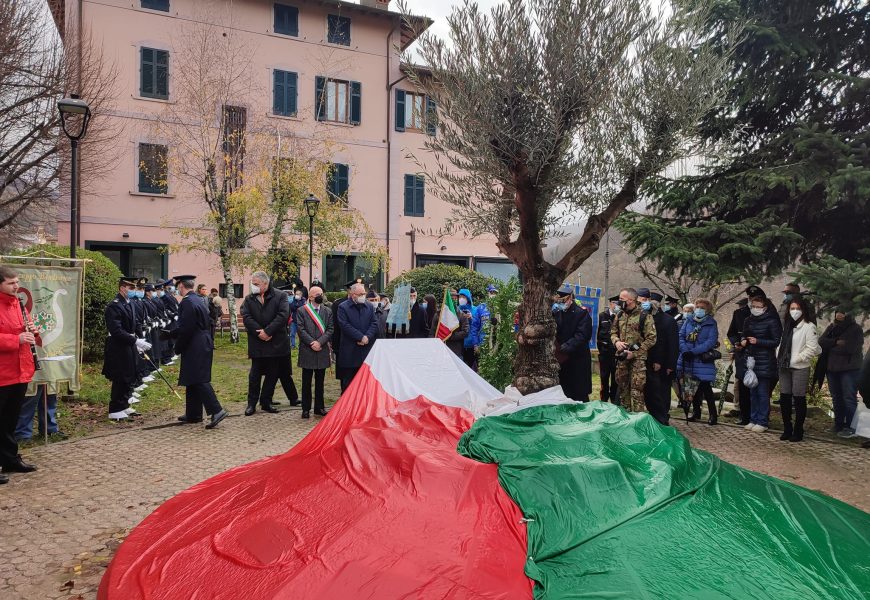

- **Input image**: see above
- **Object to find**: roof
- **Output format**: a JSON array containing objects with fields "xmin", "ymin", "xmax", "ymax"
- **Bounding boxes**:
[{"xmin": 46, "ymin": 0, "xmax": 432, "ymax": 49}]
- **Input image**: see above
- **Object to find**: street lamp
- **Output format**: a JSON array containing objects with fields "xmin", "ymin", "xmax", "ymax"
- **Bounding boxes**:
[
  {"xmin": 57, "ymin": 95, "xmax": 92, "ymax": 259},
  {"xmin": 304, "ymin": 193, "xmax": 320, "ymax": 285}
]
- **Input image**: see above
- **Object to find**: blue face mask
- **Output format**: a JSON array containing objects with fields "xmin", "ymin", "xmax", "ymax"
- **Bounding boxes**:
[
  {"xmin": 694, "ymin": 308, "xmax": 706, "ymax": 319},
  {"xmin": 420, "ymin": 302, "xmax": 428, "ymax": 310},
  {"xmin": 562, "ymin": 301, "xmax": 573, "ymax": 311},
  {"xmin": 640, "ymin": 301, "xmax": 651, "ymax": 311},
  {"xmin": 126, "ymin": 290, "xmax": 136, "ymax": 299},
  {"xmin": 552, "ymin": 302, "xmax": 561, "ymax": 312}
]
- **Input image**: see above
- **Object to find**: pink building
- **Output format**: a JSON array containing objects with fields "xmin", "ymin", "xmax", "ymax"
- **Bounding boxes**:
[{"xmin": 48, "ymin": 0, "xmax": 517, "ymax": 294}]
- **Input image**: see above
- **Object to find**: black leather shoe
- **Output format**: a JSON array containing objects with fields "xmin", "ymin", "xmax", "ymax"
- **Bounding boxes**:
[
  {"xmin": 289, "ymin": 399, "xmax": 301, "ymax": 407},
  {"xmin": 313, "ymin": 408, "xmax": 329, "ymax": 417},
  {"xmin": 177, "ymin": 415, "xmax": 203, "ymax": 424},
  {"xmin": 3, "ymin": 456, "xmax": 37, "ymax": 473},
  {"xmin": 244, "ymin": 406, "xmax": 256, "ymax": 416},
  {"xmin": 271, "ymin": 400, "xmax": 282, "ymax": 405},
  {"xmin": 261, "ymin": 406, "xmax": 279, "ymax": 414},
  {"xmin": 0, "ymin": 473, "xmax": 8, "ymax": 484},
  {"xmin": 301, "ymin": 411, "xmax": 310, "ymax": 419},
  {"xmin": 206, "ymin": 409, "xmax": 228, "ymax": 429}
]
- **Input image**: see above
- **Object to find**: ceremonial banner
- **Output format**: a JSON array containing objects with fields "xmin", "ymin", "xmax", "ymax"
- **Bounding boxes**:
[
  {"xmin": 3, "ymin": 261, "xmax": 84, "ymax": 391},
  {"xmin": 385, "ymin": 284, "xmax": 412, "ymax": 334},
  {"xmin": 571, "ymin": 284, "xmax": 602, "ymax": 351}
]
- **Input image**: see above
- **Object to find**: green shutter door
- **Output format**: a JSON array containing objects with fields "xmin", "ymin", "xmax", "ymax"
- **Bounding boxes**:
[
  {"xmin": 350, "ymin": 81, "xmax": 362, "ymax": 125},
  {"xmin": 315, "ymin": 76, "xmax": 325, "ymax": 121},
  {"xmin": 273, "ymin": 70, "xmax": 284, "ymax": 115},
  {"xmin": 395, "ymin": 90, "xmax": 406, "ymax": 132}
]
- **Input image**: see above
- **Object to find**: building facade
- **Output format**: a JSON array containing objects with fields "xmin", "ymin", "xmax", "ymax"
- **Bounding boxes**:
[{"xmin": 48, "ymin": 0, "xmax": 517, "ymax": 293}]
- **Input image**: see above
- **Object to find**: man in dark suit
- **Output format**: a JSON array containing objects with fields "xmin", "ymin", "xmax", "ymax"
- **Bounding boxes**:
[
  {"xmin": 331, "ymin": 279, "xmax": 357, "ymax": 385},
  {"xmin": 158, "ymin": 278, "xmax": 180, "ymax": 365},
  {"xmin": 336, "ymin": 283, "xmax": 379, "ymax": 392},
  {"xmin": 597, "ymin": 295, "xmax": 620, "ymax": 403},
  {"xmin": 103, "ymin": 276, "xmax": 146, "ymax": 420},
  {"xmin": 728, "ymin": 287, "xmax": 758, "ymax": 425},
  {"xmin": 553, "ymin": 284, "xmax": 593, "ymax": 402},
  {"xmin": 172, "ymin": 276, "xmax": 227, "ymax": 428},
  {"xmin": 296, "ymin": 284, "xmax": 333, "ymax": 418},
  {"xmin": 643, "ymin": 290, "xmax": 679, "ymax": 425}
]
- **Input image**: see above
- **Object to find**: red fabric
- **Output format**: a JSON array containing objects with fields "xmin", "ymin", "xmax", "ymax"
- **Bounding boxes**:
[
  {"xmin": 0, "ymin": 292, "xmax": 35, "ymax": 386},
  {"xmin": 99, "ymin": 364, "xmax": 533, "ymax": 600}
]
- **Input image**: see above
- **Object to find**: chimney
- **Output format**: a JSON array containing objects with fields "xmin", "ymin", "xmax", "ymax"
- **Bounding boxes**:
[{"xmin": 359, "ymin": 0, "xmax": 391, "ymax": 9}]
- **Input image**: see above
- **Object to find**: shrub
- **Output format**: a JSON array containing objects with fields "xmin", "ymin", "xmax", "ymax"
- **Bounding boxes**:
[
  {"xmin": 384, "ymin": 264, "xmax": 497, "ymax": 303},
  {"xmin": 478, "ymin": 277, "xmax": 521, "ymax": 392},
  {"xmin": 19, "ymin": 244, "xmax": 122, "ymax": 361}
]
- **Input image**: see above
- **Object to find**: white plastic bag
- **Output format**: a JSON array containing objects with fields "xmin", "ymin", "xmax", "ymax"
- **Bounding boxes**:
[
  {"xmin": 743, "ymin": 356, "xmax": 758, "ymax": 389},
  {"xmin": 850, "ymin": 402, "xmax": 870, "ymax": 439}
]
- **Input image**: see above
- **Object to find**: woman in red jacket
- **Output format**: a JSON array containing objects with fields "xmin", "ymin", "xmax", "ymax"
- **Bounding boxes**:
[{"xmin": 0, "ymin": 265, "xmax": 38, "ymax": 483}]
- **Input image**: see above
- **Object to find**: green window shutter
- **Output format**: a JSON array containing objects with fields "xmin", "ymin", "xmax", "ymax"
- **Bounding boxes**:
[
  {"xmin": 273, "ymin": 70, "xmax": 284, "ymax": 115},
  {"xmin": 274, "ymin": 4, "xmax": 298, "ymax": 36},
  {"xmin": 404, "ymin": 174, "xmax": 414, "ymax": 214},
  {"xmin": 286, "ymin": 71, "xmax": 297, "ymax": 116},
  {"xmin": 350, "ymin": 81, "xmax": 361, "ymax": 125},
  {"xmin": 395, "ymin": 90, "xmax": 406, "ymax": 132},
  {"xmin": 315, "ymin": 76, "xmax": 325, "ymax": 121},
  {"xmin": 426, "ymin": 96, "xmax": 437, "ymax": 136},
  {"xmin": 140, "ymin": 48, "xmax": 153, "ymax": 96},
  {"xmin": 415, "ymin": 175, "xmax": 425, "ymax": 216},
  {"xmin": 338, "ymin": 163, "xmax": 349, "ymax": 201},
  {"xmin": 155, "ymin": 50, "xmax": 168, "ymax": 98}
]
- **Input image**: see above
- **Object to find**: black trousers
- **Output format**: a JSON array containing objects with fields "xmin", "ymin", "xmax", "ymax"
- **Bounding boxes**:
[
  {"xmin": 599, "ymin": 353, "xmax": 618, "ymax": 403},
  {"xmin": 339, "ymin": 366, "xmax": 360, "ymax": 393},
  {"xmin": 248, "ymin": 357, "xmax": 281, "ymax": 408},
  {"xmin": 462, "ymin": 347, "xmax": 478, "ymax": 372},
  {"xmin": 276, "ymin": 355, "xmax": 299, "ymax": 402},
  {"xmin": 736, "ymin": 380, "xmax": 750, "ymax": 422},
  {"xmin": 301, "ymin": 368, "xmax": 326, "ymax": 412},
  {"xmin": 186, "ymin": 383, "xmax": 222, "ymax": 418},
  {"xmin": 644, "ymin": 368, "xmax": 671, "ymax": 425},
  {"xmin": 109, "ymin": 379, "xmax": 131, "ymax": 414},
  {"xmin": 0, "ymin": 383, "xmax": 27, "ymax": 466}
]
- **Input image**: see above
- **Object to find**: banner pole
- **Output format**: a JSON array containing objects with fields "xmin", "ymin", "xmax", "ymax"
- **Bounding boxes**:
[{"xmin": 42, "ymin": 384, "xmax": 49, "ymax": 446}]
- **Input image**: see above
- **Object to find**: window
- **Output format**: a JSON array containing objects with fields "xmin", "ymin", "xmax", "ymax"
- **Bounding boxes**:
[
  {"xmin": 274, "ymin": 3, "xmax": 299, "ymax": 36},
  {"xmin": 140, "ymin": 47, "xmax": 169, "ymax": 99},
  {"xmin": 404, "ymin": 174, "xmax": 425, "ymax": 216},
  {"xmin": 395, "ymin": 90, "xmax": 436, "ymax": 135},
  {"xmin": 222, "ymin": 105, "xmax": 246, "ymax": 191},
  {"xmin": 273, "ymin": 70, "xmax": 298, "ymax": 116},
  {"xmin": 327, "ymin": 14, "xmax": 351, "ymax": 46},
  {"xmin": 141, "ymin": 0, "xmax": 169, "ymax": 10},
  {"xmin": 219, "ymin": 283, "xmax": 244, "ymax": 299},
  {"xmin": 327, "ymin": 163, "xmax": 349, "ymax": 203},
  {"xmin": 315, "ymin": 76, "xmax": 361, "ymax": 124},
  {"xmin": 86, "ymin": 243, "xmax": 167, "ymax": 283},
  {"xmin": 324, "ymin": 255, "xmax": 382, "ymax": 292},
  {"xmin": 416, "ymin": 255, "xmax": 469, "ymax": 268},
  {"xmin": 138, "ymin": 143, "xmax": 168, "ymax": 194},
  {"xmin": 474, "ymin": 259, "xmax": 519, "ymax": 282}
]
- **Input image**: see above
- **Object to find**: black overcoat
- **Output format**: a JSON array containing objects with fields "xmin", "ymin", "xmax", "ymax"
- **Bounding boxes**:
[
  {"xmin": 648, "ymin": 309, "xmax": 679, "ymax": 374},
  {"xmin": 240, "ymin": 287, "xmax": 290, "ymax": 358},
  {"xmin": 101, "ymin": 294, "xmax": 139, "ymax": 383},
  {"xmin": 554, "ymin": 303, "xmax": 593, "ymax": 398},
  {"xmin": 336, "ymin": 300, "xmax": 379, "ymax": 369},
  {"xmin": 738, "ymin": 307, "xmax": 783, "ymax": 380},
  {"xmin": 174, "ymin": 291, "xmax": 214, "ymax": 385}
]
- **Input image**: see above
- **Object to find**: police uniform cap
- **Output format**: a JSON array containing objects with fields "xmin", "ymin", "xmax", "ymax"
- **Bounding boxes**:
[
  {"xmin": 345, "ymin": 278, "xmax": 364, "ymax": 289},
  {"xmin": 409, "ymin": 286, "xmax": 417, "ymax": 294},
  {"xmin": 555, "ymin": 283, "xmax": 574, "ymax": 297},
  {"xmin": 118, "ymin": 276, "xmax": 137, "ymax": 286},
  {"xmin": 173, "ymin": 275, "xmax": 196, "ymax": 284},
  {"xmin": 144, "ymin": 283, "xmax": 155, "ymax": 292},
  {"xmin": 745, "ymin": 285, "xmax": 765, "ymax": 298},
  {"xmin": 366, "ymin": 290, "xmax": 379, "ymax": 299},
  {"xmin": 636, "ymin": 287, "xmax": 651, "ymax": 298},
  {"xmin": 665, "ymin": 295, "xmax": 679, "ymax": 303},
  {"xmin": 649, "ymin": 291, "xmax": 664, "ymax": 302},
  {"xmin": 136, "ymin": 277, "xmax": 148, "ymax": 288},
  {"xmin": 608, "ymin": 294, "xmax": 620, "ymax": 302}
]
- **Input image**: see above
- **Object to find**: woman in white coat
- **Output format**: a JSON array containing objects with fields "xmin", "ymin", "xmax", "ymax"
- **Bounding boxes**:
[{"xmin": 776, "ymin": 297, "xmax": 821, "ymax": 442}]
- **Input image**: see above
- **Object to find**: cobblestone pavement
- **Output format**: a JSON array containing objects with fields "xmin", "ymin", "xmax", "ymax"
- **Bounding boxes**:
[{"xmin": 2, "ymin": 404, "xmax": 867, "ymax": 600}]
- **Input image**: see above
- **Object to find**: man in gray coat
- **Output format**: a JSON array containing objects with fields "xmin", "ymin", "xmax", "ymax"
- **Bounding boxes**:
[{"xmin": 295, "ymin": 285, "xmax": 333, "ymax": 419}]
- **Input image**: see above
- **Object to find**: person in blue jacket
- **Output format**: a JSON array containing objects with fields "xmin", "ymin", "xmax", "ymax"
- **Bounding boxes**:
[
  {"xmin": 677, "ymin": 298, "xmax": 720, "ymax": 425},
  {"xmin": 457, "ymin": 288, "xmax": 486, "ymax": 371}
]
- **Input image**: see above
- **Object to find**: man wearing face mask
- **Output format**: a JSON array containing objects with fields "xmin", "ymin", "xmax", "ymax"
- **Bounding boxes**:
[
  {"xmin": 727, "ymin": 289, "xmax": 758, "ymax": 425},
  {"xmin": 662, "ymin": 296, "xmax": 680, "ymax": 319},
  {"xmin": 158, "ymin": 278, "xmax": 180, "ymax": 365},
  {"xmin": 240, "ymin": 272, "xmax": 290, "ymax": 416},
  {"xmin": 597, "ymin": 295, "xmax": 620, "ymax": 403},
  {"xmin": 640, "ymin": 290, "xmax": 679, "ymax": 425},
  {"xmin": 285, "ymin": 284, "xmax": 307, "ymax": 351},
  {"xmin": 553, "ymin": 284, "xmax": 592, "ymax": 402},
  {"xmin": 295, "ymin": 285, "xmax": 333, "ymax": 418},
  {"xmin": 102, "ymin": 276, "xmax": 147, "ymax": 420},
  {"xmin": 336, "ymin": 283, "xmax": 379, "ymax": 392},
  {"xmin": 611, "ymin": 287, "xmax": 657, "ymax": 412},
  {"xmin": 779, "ymin": 282, "xmax": 801, "ymax": 326},
  {"xmin": 331, "ymin": 279, "xmax": 357, "ymax": 376}
]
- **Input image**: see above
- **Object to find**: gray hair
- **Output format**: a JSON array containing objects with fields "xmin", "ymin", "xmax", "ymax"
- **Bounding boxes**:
[
  {"xmin": 683, "ymin": 303, "xmax": 695, "ymax": 311},
  {"xmin": 350, "ymin": 283, "xmax": 366, "ymax": 294},
  {"xmin": 251, "ymin": 271, "xmax": 269, "ymax": 284},
  {"xmin": 620, "ymin": 287, "xmax": 638, "ymax": 300}
]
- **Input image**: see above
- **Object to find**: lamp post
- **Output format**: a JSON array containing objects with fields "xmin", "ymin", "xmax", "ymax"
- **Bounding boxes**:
[
  {"xmin": 304, "ymin": 193, "xmax": 320, "ymax": 285},
  {"xmin": 57, "ymin": 95, "xmax": 92, "ymax": 259}
]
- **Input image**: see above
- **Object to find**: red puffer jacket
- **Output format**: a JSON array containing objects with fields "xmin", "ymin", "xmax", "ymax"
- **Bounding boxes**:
[{"xmin": 0, "ymin": 292, "xmax": 35, "ymax": 386}]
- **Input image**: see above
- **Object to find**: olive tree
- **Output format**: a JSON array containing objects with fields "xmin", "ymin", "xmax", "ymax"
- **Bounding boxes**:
[{"xmin": 403, "ymin": 0, "xmax": 735, "ymax": 394}]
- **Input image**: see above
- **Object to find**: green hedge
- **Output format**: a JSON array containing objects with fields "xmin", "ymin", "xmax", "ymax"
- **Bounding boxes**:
[
  {"xmin": 384, "ymin": 264, "xmax": 497, "ymax": 303},
  {"xmin": 19, "ymin": 244, "xmax": 122, "ymax": 361}
]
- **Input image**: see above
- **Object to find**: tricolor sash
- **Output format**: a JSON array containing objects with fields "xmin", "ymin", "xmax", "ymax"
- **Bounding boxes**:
[{"xmin": 303, "ymin": 303, "xmax": 326, "ymax": 335}]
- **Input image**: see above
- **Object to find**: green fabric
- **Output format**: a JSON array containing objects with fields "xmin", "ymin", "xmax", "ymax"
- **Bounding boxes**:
[{"xmin": 458, "ymin": 401, "xmax": 870, "ymax": 599}]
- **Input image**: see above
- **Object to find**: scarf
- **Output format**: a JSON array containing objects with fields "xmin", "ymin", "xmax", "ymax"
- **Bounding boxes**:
[
  {"xmin": 302, "ymin": 303, "xmax": 325, "ymax": 335},
  {"xmin": 778, "ymin": 319, "xmax": 796, "ymax": 369}
]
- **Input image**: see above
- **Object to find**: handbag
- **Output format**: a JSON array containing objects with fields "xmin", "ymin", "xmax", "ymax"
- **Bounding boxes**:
[{"xmin": 699, "ymin": 349, "xmax": 722, "ymax": 363}]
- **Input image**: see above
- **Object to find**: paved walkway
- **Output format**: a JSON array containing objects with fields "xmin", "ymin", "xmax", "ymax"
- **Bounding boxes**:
[{"xmin": 1, "ymin": 405, "xmax": 867, "ymax": 600}]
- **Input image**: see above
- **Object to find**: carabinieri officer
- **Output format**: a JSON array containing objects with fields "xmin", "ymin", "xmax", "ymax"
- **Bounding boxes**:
[
  {"xmin": 103, "ymin": 276, "xmax": 148, "ymax": 420},
  {"xmin": 171, "ymin": 275, "xmax": 227, "ymax": 428}
]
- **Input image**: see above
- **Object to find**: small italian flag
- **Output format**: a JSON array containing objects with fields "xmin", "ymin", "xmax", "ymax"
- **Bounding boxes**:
[{"xmin": 436, "ymin": 287, "xmax": 460, "ymax": 341}]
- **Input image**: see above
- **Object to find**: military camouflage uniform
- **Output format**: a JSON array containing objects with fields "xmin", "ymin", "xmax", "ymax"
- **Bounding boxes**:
[{"xmin": 611, "ymin": 306, "xmax": 657, "ymax": 412}]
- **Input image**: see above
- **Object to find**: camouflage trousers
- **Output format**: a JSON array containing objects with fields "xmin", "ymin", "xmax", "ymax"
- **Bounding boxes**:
[{"xmin": 616, "ymin": 359, "xmax": 647, "ymax": 413}]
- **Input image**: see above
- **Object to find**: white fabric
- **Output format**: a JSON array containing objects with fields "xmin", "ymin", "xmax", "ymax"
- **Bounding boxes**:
[
  {"xmin": 743, "ymin": 356, "xmax": 758, "ymax": 389},
  {"xmin": 781, "ymin": 321, "xmax": 821, "ymax": 369},
  {"xmin": 485, "ymin": 385, "xmax": 575, "ymax": 417},
  {"xmin": 851, "ymin": 403, "xmax": 870, "ymax": 438},
  {"xmin": 365, "ymin": 339, "xmax": 506, "ymax": 417}
]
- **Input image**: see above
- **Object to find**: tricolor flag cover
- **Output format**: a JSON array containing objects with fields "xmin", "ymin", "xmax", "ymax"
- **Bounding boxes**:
[
  {"xmin": 436, "ymin": 287, "xmax": 459, "ymax": 340},
  {"xmin": 99, "ymin": 340, "xmax": 870, "ymax": 599}
]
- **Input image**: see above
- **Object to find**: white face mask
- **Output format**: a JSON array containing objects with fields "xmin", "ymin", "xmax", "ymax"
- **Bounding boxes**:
[
  {"xmin": 458, "ymin": 297, "xmax": 468, "ymax": 306},
  {"xmin": 295, "ymin": 293, "xmax": 302, "ymax": 300},
  {"xmin": 750, "ymin": 307, "xmax": 765, "ymax": 317},
  {"xmin": 789, "ymin": 309, "xmax": 802, "ymax": 321},
  {"xmin": 354, "ymin": 295, "xmax": 367, "ymax": 305},
  {"xmin": 250, "ymin": 284, "xmax": 260, "ymax": 295}
]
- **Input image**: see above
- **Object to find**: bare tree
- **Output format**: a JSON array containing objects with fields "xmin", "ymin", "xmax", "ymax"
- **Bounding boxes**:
[
  {"xmin": 635, "ymin": 258, "xmax": 746, "ymax": 313},
  {"xmin": 403, "ymin": 0, "xmax": 736, "ymax": 394},
  {"xmin": 0, "ymin": 0, "xmax": 119, "ymax": 248}
]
